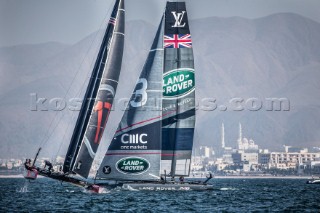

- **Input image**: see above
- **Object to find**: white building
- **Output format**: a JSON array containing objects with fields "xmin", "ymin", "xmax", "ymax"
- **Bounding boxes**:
[
  {"xmin": 199, "ymin": 146, "xmax": 213, "ymax": 158},
  {"xmin": 232, "ymin": 152, "xmax": 259, "ymax": 171},
  {"xmin": 269, "ymin": 152, "xmax": 320, "ymax": 166},
  {"xmin": 191, "ymin": 156, "xmax": 204, "ymax": 171},
  {"xmin": 213, "ymin": 158, "xmax": 230, "ymax": 171},
  {"xmin": 222, "ymin": 147, "xmax": 234, "ymax": 164},
  {"xmin": 237, "ymin": 123, "xmax": 259, "ymax": 151}
]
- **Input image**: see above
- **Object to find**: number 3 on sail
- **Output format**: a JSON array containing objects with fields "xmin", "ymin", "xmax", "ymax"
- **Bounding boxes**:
[{"xmin": 130, "ymin": 78, "xmax": 148, "ymax": 107}]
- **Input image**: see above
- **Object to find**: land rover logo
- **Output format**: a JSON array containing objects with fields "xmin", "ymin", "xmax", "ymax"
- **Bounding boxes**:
[
  {"xmin": 116, "ymin": 157, "xmax": 150, "ymax": 175},
  {"xmin": 163, "ymin": 68, "xmax": 195, "ymax": 99}
]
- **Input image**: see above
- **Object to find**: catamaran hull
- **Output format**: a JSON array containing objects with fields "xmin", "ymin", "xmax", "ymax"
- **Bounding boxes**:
[
  {"xmin": 306, "ymin": 179, "xmax": 320, "ymax": 184},
  {"xmin": 121, "ymin": 183, "xmax": 214, "ymax": 191},
  {"xmin": 36, "ymin": 169, "xmax": 88, "ymax": 188},
  {"xmin": 23, "ymin": 169, "xmax": 38, "ymax": 180}
]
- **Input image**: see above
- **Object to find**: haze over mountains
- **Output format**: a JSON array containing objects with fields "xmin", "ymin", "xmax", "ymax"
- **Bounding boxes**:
[{"xmin": 1, "ymin": 13, "xmax": 320, "ymax": 158}]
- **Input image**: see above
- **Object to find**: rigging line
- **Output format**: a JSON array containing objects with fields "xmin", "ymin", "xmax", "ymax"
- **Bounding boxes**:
[
  {"xmin": 51, "ymin": 104, "xmax": 79, "ymax": 161},
  {"xmin": 37, "ymin": 1, "xmax": 115, "ymax": 154},
  {"xmin": 49, "ymin": 92, "xmax": 84, "ymax": 161},
  {"xmin": 192, "ymin": 120, "xmax": 202, "ymax": 165},
  {"xmin": 49, "ymin": 19, "xmax": 110, "ymax": 159}
]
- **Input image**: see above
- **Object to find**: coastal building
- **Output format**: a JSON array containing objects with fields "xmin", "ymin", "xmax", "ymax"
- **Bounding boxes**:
[
  {"xmin": 191, "ymin": 156, "xmax": 204, "ymax": 171},
  {"xmin": 269, "ymin": 151, "xmax": 320, "ymax": 165},
  {"xmin": 260, "ymin": 147, "xmax": 320, "ymax": 169},
  {"xmin": 229, "ymin": 123, "xmax": 260, "ymax": 171},
  {"xmin": 232, "ymin": 152, "xmax": 259, "ymax": 165},
  {"xmin": 222, "ymin": 147, "xmax": 234, "ymax": 164},
  {"xmin": 199, "ymin": 146, "xmax": 213, "ymax": 158},
  {"xmin": 237, "ymin": 123, "xmax": 259, "ymax": 151},
  {"xmin": 213, "ymin": 158, "xmax": 229, "ymax": 171},
  {"xmin": 217, "ymin": 123, "xmax": 234, "ymax": 163},
  {"xmin": 305, "ymin": 158, "xmax": 320, "ymax": 174},
  {"xmin": 258, "ymin": 150, "xmax": 271, "ymax": 166}
]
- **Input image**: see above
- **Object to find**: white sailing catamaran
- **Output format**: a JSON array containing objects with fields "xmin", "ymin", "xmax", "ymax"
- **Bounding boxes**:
[{"xmin": 24, "ymin": 0, "xmax": 213, "ymax": 192}]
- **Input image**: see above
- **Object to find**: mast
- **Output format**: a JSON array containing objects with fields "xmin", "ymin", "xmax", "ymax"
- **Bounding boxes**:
[
  {"xmin": 63, "ymin": 0, "xmax": 125, "ymax": 178},
  {"xmin": 32, "ymin": 147, "xmax": 41, "ymax": 167}
]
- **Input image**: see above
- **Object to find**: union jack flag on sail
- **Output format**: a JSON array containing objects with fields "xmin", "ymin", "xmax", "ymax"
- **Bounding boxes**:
[{"xmin": 164, "ymin": 34, "xmax": 192, "ymax": 48}]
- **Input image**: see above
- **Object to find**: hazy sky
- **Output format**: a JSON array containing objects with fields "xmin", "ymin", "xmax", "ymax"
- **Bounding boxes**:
[{"xmin": 0, "ymin": 0, "xmax": 320, "ymax": 47}]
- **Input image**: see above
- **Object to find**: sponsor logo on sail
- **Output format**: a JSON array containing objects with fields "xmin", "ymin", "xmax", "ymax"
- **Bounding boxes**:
[
  {"xmin": 121, "ymin": 133, "xmax": 147, "ymax": 144},
  {"xmin": 171, "ymin": 11, "xmax": 186, "ymax": 28},
  {"xmin": 116, "ymin": 157, "xmax": 150, "ymax": 175},
  {"xmin": 163, "ymin": 68, "xmax": 195, "ymax": 99},
  {"xmin": 102, "ymin": 166, "xmax": 111, "ymax": 174}
]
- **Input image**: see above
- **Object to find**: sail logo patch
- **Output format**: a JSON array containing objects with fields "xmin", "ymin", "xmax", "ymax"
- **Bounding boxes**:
[
  {"xmin": 164, "ymin": 34, "xmax": 192, "ymax": 48},
  {"xmin": 171, "ymin": 11, "xmax": 186, "ymax": 28},
  {"xmin": 116, "ymin": 157, "xmax": 150, "ymax": 175},
  {"xmin": 121, "ymin": 133, "xmax": 148, "ymax": 144},
  {"xmin": 163, "ymin": 68, "xmax": 195, "ymax": 99},
  {"xmin": 102, "ymin": 166, "xmax": 111, "ymax": 174}
]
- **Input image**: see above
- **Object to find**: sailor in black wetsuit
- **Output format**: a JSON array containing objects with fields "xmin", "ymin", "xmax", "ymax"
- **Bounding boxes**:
[
  {"xmin": 44, "ymin": 160, "xmax": 53, "ymax": 174},
  {"xmin": 24, "ymin": 159, "xmax": 32, "ymax": 170},
  {"xmin": 203, "ymin": 173, "xmax": 213, "ymax": 184},
  {"xmin": 179, "ymin": 176, "xmax": 184, "ymax": 183}
]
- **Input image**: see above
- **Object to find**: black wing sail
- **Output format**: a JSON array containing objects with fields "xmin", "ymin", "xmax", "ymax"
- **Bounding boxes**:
[
  {"xmin": 63, "ymin": 0, "xmax": 125, "ymax": 178},
  {"xmin": 161, "ymin": 2, "xmax": 195, "ymax": 177}
]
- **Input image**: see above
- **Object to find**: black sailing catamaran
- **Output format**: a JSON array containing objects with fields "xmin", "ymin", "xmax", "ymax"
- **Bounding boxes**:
[{"xmin": 25, "ymin": 1, "xmax": 213, "ymax": 191}]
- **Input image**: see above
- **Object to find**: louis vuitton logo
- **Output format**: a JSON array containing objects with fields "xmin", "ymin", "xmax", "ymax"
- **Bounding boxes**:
[{"xmin": 171, "ymin": 11, "xmax": 186, "ymax": 28}]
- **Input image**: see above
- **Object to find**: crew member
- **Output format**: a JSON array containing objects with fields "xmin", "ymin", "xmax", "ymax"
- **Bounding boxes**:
[
  {"xmin": 44, "ymin": 160, "xmax": 53, "ymax": 173},
  {"xmin": 203, "ymin": 172, "xmax": 213, "ymax": 184},
  {"xmin": 24, "ymin": 159, "xmax": 32, "ymax": 170},
  {"xmin": 179, "ymin": 176, "xmax": 184, "ymax": 183},
  {"xmin": 206, "ymin": 173, "xmax": 213, "ymax": 179}
]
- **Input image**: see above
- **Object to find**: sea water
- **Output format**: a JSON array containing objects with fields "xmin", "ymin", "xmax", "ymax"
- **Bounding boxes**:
[{"xmin": 1, "ymin": 178, "xmax": 319, "ymax": 212}]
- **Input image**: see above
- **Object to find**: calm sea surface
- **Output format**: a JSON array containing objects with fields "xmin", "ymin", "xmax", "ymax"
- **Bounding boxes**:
[{"xmin": 1, "ymin": 178, "xmax": 319, "ymax": 212}]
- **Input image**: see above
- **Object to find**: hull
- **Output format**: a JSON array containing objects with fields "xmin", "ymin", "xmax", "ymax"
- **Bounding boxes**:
[
  {"xmin": 306, "ymin": 179, "xmax": 320, "ymax": 184},
  {"xmin": 37, "ymin": 168, "xmax": 87, "ymax": 188},
  {"xmin": 121, "ymin": 182, "xmax": 214, "ymax": 191},
  {"xmin": 35, "ymin": 167, "xmax": 214, "ymax": 192},
  {"xmin": 23, "ymin": 169, "xmax": 38, "ymax": 180}
]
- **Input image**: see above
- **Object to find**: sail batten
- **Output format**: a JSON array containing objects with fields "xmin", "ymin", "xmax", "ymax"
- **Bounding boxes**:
[{"xmin": 63, "ymin": 0, "xmax": 125, "ymax": 178}]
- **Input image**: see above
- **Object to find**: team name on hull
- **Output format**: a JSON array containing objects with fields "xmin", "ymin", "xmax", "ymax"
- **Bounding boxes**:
[{"xmin": 138, "ymin": 186, "xmax": 191, "ymax": 191}]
